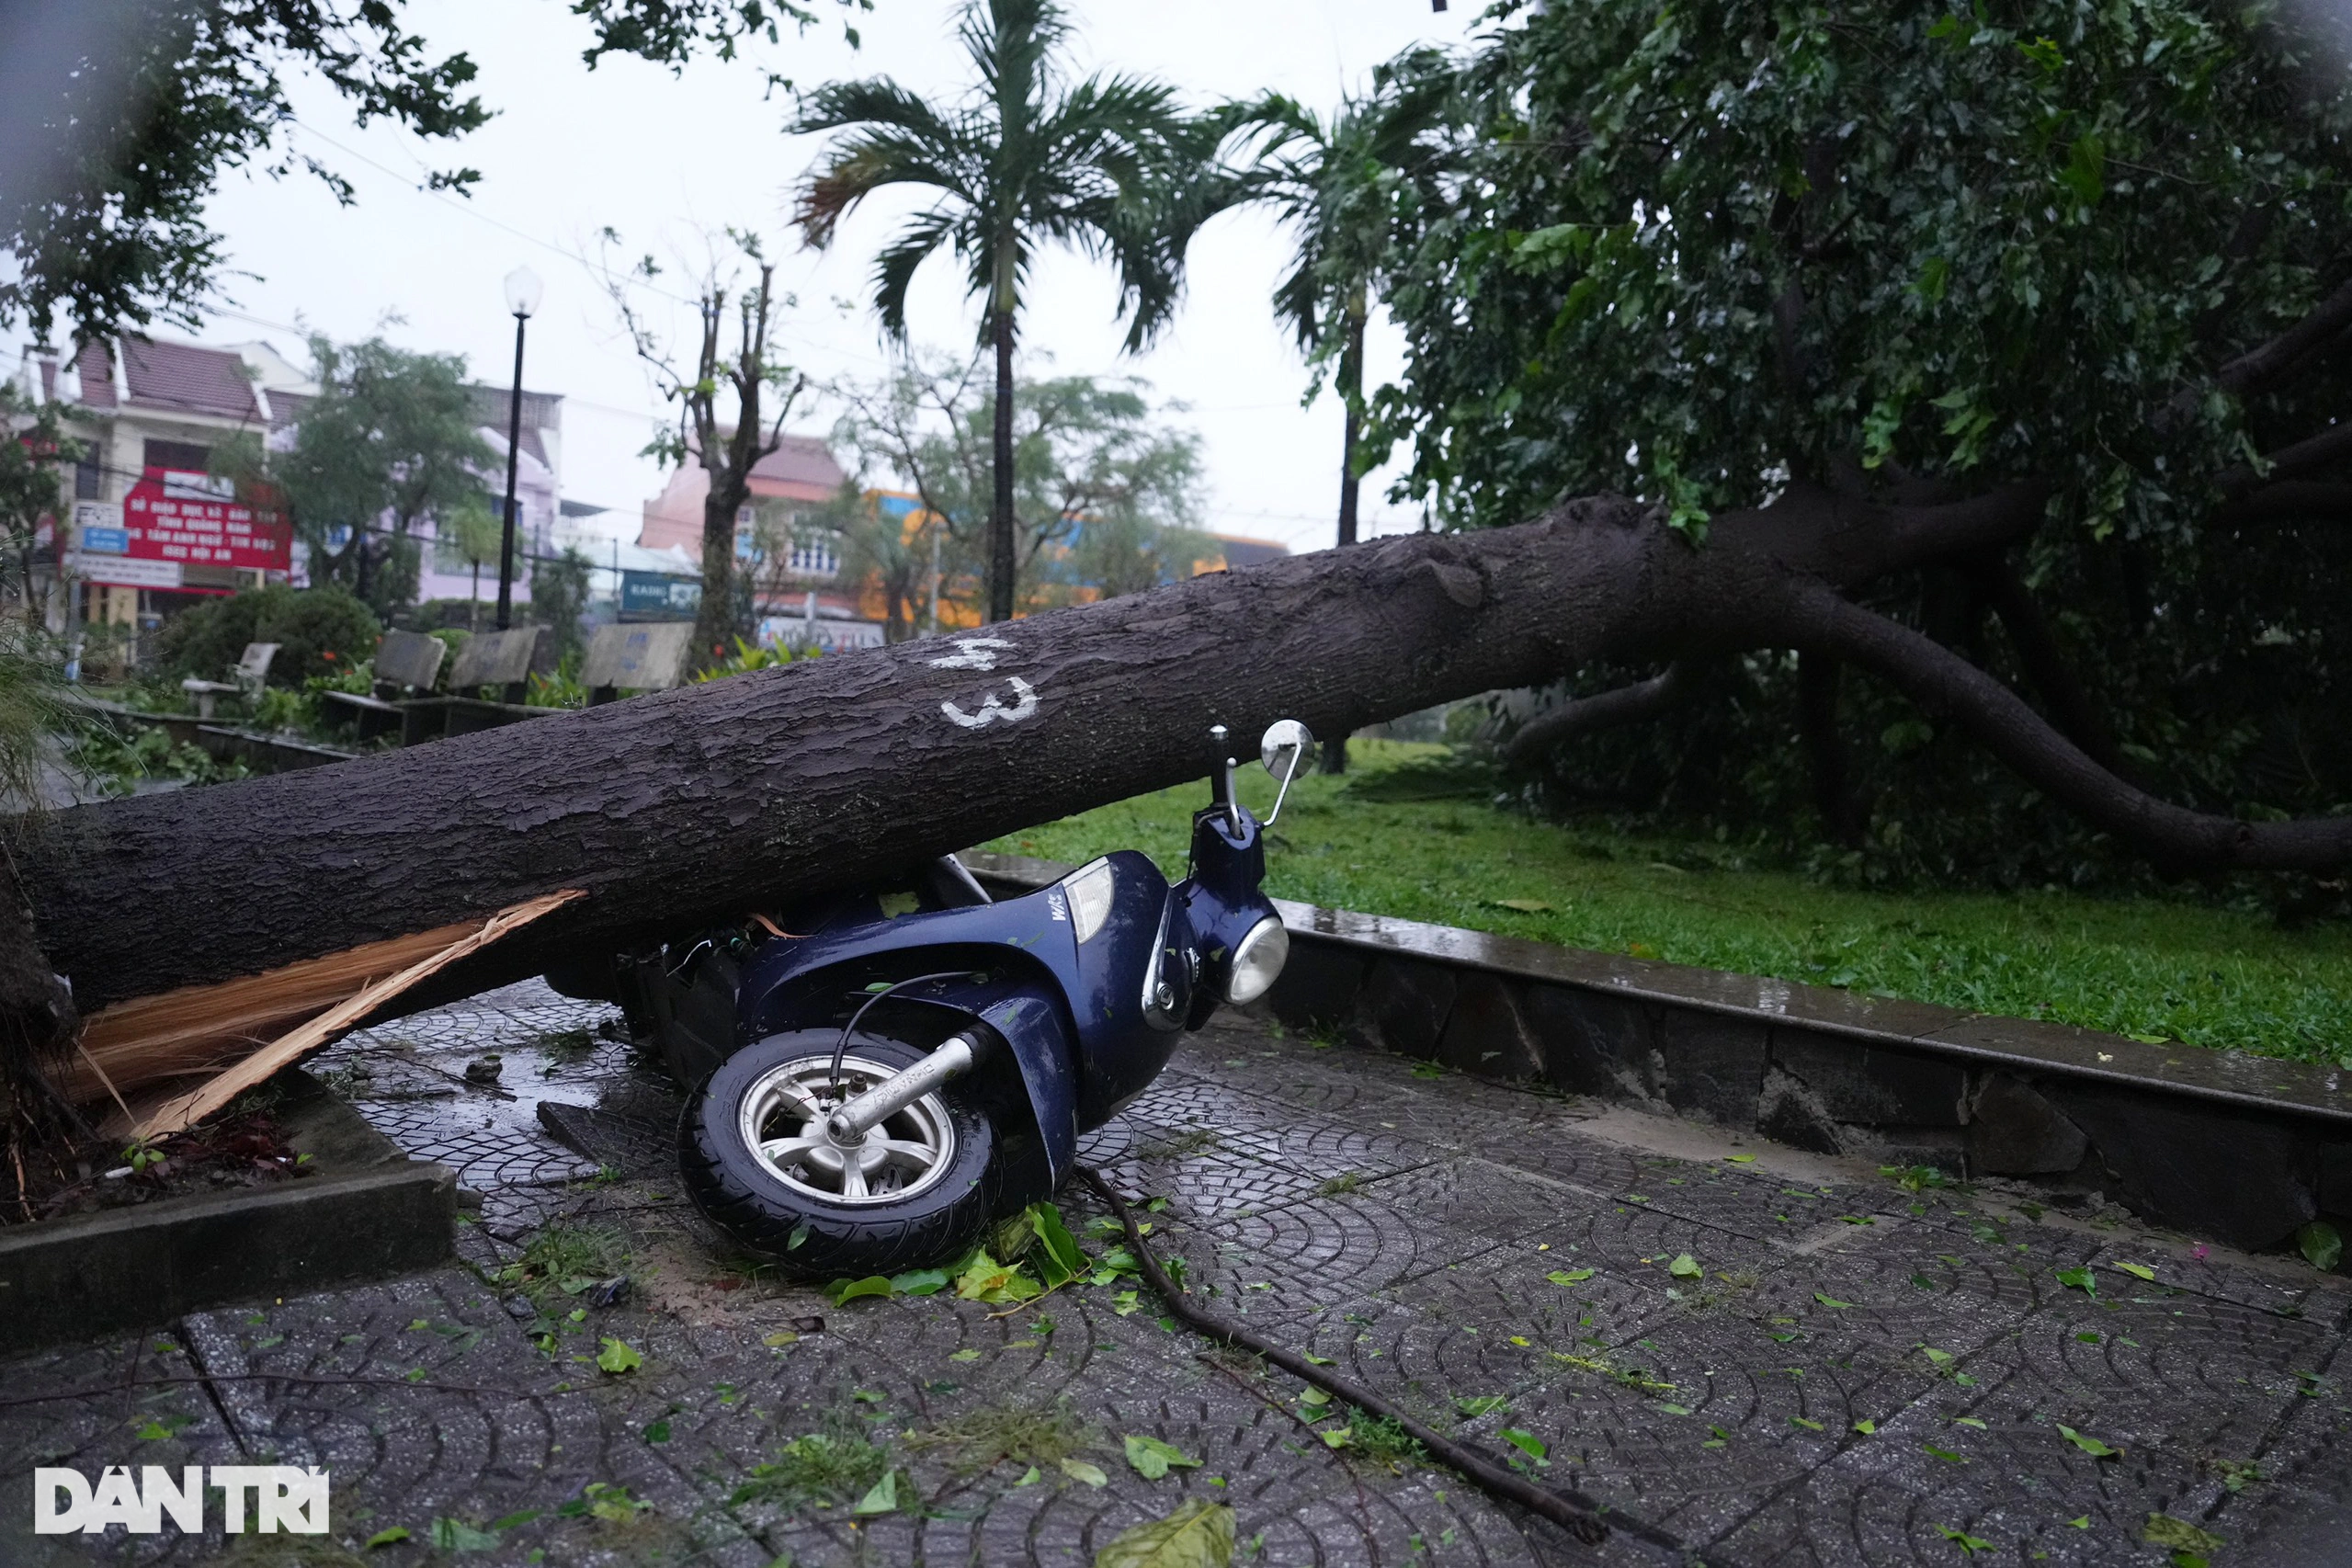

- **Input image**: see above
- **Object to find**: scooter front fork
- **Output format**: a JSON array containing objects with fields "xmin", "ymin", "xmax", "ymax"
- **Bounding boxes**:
[{"xmin": 824, "ymin": 1032, "xmax": 986, "ymax": 1142}]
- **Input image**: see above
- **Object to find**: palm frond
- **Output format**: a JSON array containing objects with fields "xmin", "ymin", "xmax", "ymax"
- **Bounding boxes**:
[{"xmin": 871, "ymin": 208, "xmax": 965, "ymax": 343}]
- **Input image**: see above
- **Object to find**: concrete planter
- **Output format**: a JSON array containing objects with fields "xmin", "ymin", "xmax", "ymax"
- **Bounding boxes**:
[
  {"xmin": 963, "ymin": 852, "xmax": 2352, "ymax": 1255},
  {"xmin": 0, "ymin": 1072, "xmax": 455, "ymax": 1358}
]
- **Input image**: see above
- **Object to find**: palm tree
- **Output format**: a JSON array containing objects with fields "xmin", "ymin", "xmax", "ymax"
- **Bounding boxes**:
[
  {"xmin": 1232, "ymin": 54, "xmax": 1453, "ymax": 554},
  {"xmin": 1229, "ymin": 53, "xmax": 1453, "ymax": 771},
  {"xmin": 793, "ymin": 0, "xmax": 1222, "ymax": 622}
]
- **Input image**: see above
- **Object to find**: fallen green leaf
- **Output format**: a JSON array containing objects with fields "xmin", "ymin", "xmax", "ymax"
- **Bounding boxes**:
[
  {"xmin": 825, "ymin": 1276, "xmax": 896, "ymax": 1306},
  {"xmin": 2297, "ymin": 1219, "xmax": 2343, "ymax": 1272},
  {"xmin": 851, "ymin": 1471, "xmax": 898, "ymax": 1516},
  {"xmin": 1303, "ymin": 1352, "xmax": 1334, "ymax": 1365},
  {"xmin": 595, "ymin": 1337, "xmax": 641, "ymax": 1375},
  {"xmin": 762, "ymin": 1331, "xmax": 799, "ymax": 1347},
  {"xmin": 2055, "ymin": 1266, "xmax": 2096, "ymax": 1295},
  {"xmin": 1933, "ymin": 1524, "xmax": 1991, "ymax": 1554},
  {"xmin": 2113, "ymin": 1261, "xmax": 2156, "ymax": 1281},
  {"xmin": 1922, "ymin": 1443, "xmax": 1970, "ymax": 1463},
  {"xmin": 365, "ymin": 1527, "xmax": 411, "ymax": 1549},
  {"xmin": 429, "ymin": 1518, "xmax": 499, "ymax": 1551},
  {"xmin": 1030, "ymin": 1200, "xmax": 1089, "ymax": 1288},
  {"xmin": 955, "ymin": 1250, "xmax": 1042, "ymax": 1304},
  {"xmin": 949, "ymin": 1347, "xmax": 981, "ymax": 1362},
  {"xmin": 1320, "ymin": 1427, "xmax": 1351, "ymax": 1448},
  {"xmin": 1547, "ymin": 1268, "xmax": 1596, "ymax": 1286},
  {"xmin": 2143, "ymin": 1515, "xmax": 2223, "ymax": 1553},
  {"xmin": 1852, "ymin": 1419, "xmax": 1876, "ymax": 1435},
  {"xmin": 1953, "ymin": 1417, "xmax": 1987, "ymax": 1430},
  {"xmin": 1813, "ymin": 1293, "xmax": 1855, "ymax": 1310},
  {"xmin": 1491, "ymin": 897, "xmax": 1554, "ymax": 914},
  {"xmin": 1298, "ymin": 1386, "xmax": 1332, "ymax": 1408},
  {"xmin": 1125, "ymin": 1433, "xmax": 1203, "ymax": 1480},
  {"xmin": 1455, "ymin": 1395, "xmax": 1508, "ymax": 1417},
  {"xmin": 2057, "ymin": 1424, "xmax": 2121, "ymax": 1460},
  {"xmin": 1659, "ymin": 1403, "xmax": 1692, "ymax": 1416},
  {"xmin": 1062, "ymin": 1457, "xmax": 1108, "ymax": 1488},
  {"xmin": 1498, "ymin": 1427, "xmax": 1548, "ymax": 1463},
  {"xmin": 1668, "ymin": 1254, "xmax": 1702, "ymax": 1279},
  {"xmin": 1016, "ymin": 1465, "xmax": 1041, "ymax": 1486},
  {"xmin": 1093, "ymin": 1498, "xmax": 1236, "ymax": 1568},
  {"xmin": 891, "ymin": 1267, "xmax": 951, "ymax": 1297},
  {"xmin": 1725, "ymin": 1153, "xmax": 1756, "ymax": 1163},
  {"xmin": 1789, "ymin": 1415, "xmax": 1824, "ymax": 1431}
]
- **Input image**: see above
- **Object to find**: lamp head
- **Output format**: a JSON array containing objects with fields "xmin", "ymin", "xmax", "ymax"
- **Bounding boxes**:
[{"xmin": 504, "ymin": 266, "xmax": 544, "ymax": 319}]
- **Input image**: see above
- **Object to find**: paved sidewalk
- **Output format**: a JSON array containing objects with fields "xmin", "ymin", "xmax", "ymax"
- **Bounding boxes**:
[{"xmin": 5, "ymin": 983, "xmax": 2349, "ymax": 1566}]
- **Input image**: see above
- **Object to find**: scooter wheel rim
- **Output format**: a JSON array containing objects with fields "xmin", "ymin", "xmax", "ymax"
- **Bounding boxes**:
[{"xmin": 736, "ymin": 1052, "xmax": 960, "ymax": 1208}]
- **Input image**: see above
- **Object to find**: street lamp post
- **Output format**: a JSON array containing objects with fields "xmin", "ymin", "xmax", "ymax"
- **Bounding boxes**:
[{"xmin": 494, "ymin": 265, "xmax": 543, "ymax": 630}]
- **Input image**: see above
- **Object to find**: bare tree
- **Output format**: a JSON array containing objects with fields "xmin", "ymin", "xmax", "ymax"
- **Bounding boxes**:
[{"xmin": 607, "ymin": 229, "xmax": 806, "ymax": 666}]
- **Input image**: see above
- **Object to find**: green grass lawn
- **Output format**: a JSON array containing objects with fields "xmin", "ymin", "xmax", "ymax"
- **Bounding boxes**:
[{"xmin": 983, "ymin": 740, "xmax": 2352, "ymax": 1066}]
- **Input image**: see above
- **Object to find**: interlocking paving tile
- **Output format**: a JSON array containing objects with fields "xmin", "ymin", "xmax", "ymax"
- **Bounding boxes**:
[{"xmin": 8, "ymin": 982, "xmax": 2350, "ymax": 1563}]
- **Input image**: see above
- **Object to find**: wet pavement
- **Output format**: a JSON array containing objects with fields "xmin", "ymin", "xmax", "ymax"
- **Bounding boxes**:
[{"xmin": 5, "ymin": 982, "xmax": 2350, "ymax": 1566}]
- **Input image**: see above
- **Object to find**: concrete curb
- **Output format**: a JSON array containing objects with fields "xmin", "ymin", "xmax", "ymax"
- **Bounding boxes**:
[
  {"xmin": 0, "ymin": 1073, "xmax": 455, "ymax": 1357},
  {"xmin": 960, "ymin": 851, "xmax": 2350, "ymax": 1255}
]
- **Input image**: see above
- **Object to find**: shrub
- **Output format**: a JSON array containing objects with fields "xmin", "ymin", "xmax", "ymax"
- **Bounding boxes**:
[{"xmin": 156, "ymin": 586, "xmax": 381, "ymax": 690}]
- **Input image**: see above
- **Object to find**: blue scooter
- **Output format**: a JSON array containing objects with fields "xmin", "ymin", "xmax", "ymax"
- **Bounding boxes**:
[{"xmin": 645, "ymin": 720, "xmax": 1318, "ymax": 1278}]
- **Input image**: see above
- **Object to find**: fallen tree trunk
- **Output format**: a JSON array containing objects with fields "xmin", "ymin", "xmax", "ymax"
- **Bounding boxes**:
[{"xmin": 12, "ymin": 483, "xmax": 2351, "ymax": 1027}]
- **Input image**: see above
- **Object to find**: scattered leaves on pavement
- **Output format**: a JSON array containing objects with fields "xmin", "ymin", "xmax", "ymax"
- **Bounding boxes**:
[
  {"xmin": 1125, "ymin": 1434, "xmax": 1203, "ymax": 1480},
  {"xmin": 1062, "ymin": 1457, "xmax": 1108, "ymax": 1488},
  {"xmin": 595, "ymin": 1337, "xmax": 641, "ymax": 1375},
  {"xmin": 2142, "ymin": 1514, "xmax": 2224, "ymax": 1554},
  {"xmin": 2057, "ymin": 1425, "xmax": 2121, "ymax": 1460},
  {"xmin": 1093, "ymin": 1498, "xmax": 1235, "ymax": 1568}
]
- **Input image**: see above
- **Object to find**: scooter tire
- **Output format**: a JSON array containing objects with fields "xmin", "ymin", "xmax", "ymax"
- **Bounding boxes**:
[{"xmin": 679, "ymin": 1030, "xmax": 1002, "ymax": 1279}]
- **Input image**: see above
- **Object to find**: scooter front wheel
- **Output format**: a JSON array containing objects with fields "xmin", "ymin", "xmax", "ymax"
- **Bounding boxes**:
[{"xmin": 679, "ymin": 1030, "xmax": 1001, "ymax": 1278}]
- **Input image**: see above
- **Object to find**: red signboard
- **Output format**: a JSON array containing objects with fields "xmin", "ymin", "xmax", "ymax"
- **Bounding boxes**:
[{"xmin": 120, "ymin": 468, "xmax": 292, "ymax": 573}]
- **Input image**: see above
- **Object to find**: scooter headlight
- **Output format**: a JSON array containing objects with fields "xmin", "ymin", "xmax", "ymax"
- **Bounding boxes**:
[
  {"xmin": 1225, "ymin": 915, "xmax": 1290, "ymax": 1005},
  {"xmin": 1062, "ymin": 858, "xmax": 1117, "ymax": 944}
]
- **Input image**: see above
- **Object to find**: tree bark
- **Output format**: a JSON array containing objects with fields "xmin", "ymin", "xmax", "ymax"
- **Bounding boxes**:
[
  {"xmin": 1324, "ymin": 301, "xmax": 1368, "ymax": 778},
  {"xmin": 989, "ymin": 304, "xmax": 1018, "ymax": 623},
  {"xmin": 14, "ymin": 479, "xmax": 2352, "ymax": 1018}
]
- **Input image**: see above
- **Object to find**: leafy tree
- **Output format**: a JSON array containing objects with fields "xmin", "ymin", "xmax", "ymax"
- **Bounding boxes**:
[
  {"xmin": 156, "ymin": 582, "xmax": 379, "ymax": 689},
  {"xmin": 223, "ymin": 335, "xmax": 493, "ymax": 623},
  {"xmin": 528, "ymin": 545, "xmax": 594, "ymax": 665},
  {"xmin": 608, "ymin": 230, "xmax": 806, "ymax": 668},
  {"xmin": 0, "ymin": 0, "xmax": 867, "ymax": 346},
  {"xmin": 442, "ymin": 496, "xmax": 504, "ymax": 629},
  {"xmin": 829, "ymin": 357, "xmax": 1208, "ymax": 618},
  {"xmin": 1368, "ymin": 0, "xmax": 2352, "ymax": 888},
  {"xmin": 793, "ymin": 0, "xmax": 1222, "ymax": 621},
  {"xmin": 0, "ymin": 385, "xmax": 80, "ymax": 629}
]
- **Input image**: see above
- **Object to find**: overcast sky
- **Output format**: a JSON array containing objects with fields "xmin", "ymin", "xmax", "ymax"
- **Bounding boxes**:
[{"xmin": 74, "ymin": 0, "xmax": 1494, "ymax": 551}]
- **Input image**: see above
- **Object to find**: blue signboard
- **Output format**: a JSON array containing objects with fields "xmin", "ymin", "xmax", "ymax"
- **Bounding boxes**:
[
  {"xmin": 621, "ymin": 570, "xmax": 701, "ymax": 620},
  {"xmin": 77, "ymin": 526, "xmax": 130, "ymax": 555}
]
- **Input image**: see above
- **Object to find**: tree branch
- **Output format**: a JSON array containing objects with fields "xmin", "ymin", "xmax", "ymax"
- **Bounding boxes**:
[
  {"xmin": 2216, "ymin": 273, "xmax": 2352, "ymax": 399},
  {"xmin": 2215, "ymin": 480, "xmax": 2352, "ymax": 528},
  {"xmin": 1503, "ymin": 663, "xmax": 1696, "ymax": 763},
  {"xmin": 1785, "ymin": 586, "xmax": 2352, "ymax": 873},
  {"xmin": 1960, "ymin": 554, "xmax": 2128, "ymax": 776},
  {"xmin": 2216, "ymin": 421, "xmax": 2352, "ymax": 498}
]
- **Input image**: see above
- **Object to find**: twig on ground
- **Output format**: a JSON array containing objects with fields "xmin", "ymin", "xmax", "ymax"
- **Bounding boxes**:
[{"xmin": 1075, "ymin": 1164, "xmax": 1699, "ymax": 1558}]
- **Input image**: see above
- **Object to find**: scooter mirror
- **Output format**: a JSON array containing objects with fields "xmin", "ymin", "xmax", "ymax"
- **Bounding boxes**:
[{"xmin": 1260, "ymin": 719, "xmax": 1318, "ymax": 782}]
